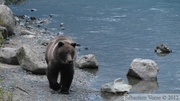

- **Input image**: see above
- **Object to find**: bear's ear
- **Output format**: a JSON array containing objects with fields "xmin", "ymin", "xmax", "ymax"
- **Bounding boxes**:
[
  {"xmin": 58, "ymin": 42, "xmax": 64, "ymax": 47},
  {"xmin": 71, "ymin": 43, "xmax": 77, "ymax": 47}
]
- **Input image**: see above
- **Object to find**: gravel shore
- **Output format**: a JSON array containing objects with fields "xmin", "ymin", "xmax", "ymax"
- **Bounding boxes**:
[{"xmin": 0, "ymin": 16, "xmax": 100, "ymax": 101}]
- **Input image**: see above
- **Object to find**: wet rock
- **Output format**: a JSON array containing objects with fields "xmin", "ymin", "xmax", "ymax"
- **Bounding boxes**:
[
  {"xmin": 101, "ymin": 78, "xmax": 132, "ymax": 94},
  {"xmin": 154, "ymin": 44, "xmax": 172, "ymax": 54},
  {"xmin": 75, "ymin": 54, "xmax": 98, "ymax": 69},
  {"xmin": 0, "ymin": 5, "xmax": 16, "ymax": 37},
  {"xmin": 16, "ymin": 45, "xmax": 47, "ymax": 74},
  {"xmin": 127, "ymin": 58, "xmax": 159, "ymax": 80},
  {"xmin": 0, "ymin": 47, "xmax": 19, "ymax": 65}
]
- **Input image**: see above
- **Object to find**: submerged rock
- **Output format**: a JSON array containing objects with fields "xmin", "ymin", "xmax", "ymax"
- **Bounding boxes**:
[
  {"xmin": 16, "ymin": 45, "xmax": 47, "ymax": 74},
  {"xmin": 75, "ymin": 54, "xmax": 98, "ymax": 69},
  {"xmin": 127, "ymin": 58, "xmax": 159, "ymax": 80},
  {"xmin": 0, "ymin": 47, "xmax": 19, "ymax": 65},
  {"xmin": 101, "ymin": 78, "xmax": 132, "ymax": 94}
]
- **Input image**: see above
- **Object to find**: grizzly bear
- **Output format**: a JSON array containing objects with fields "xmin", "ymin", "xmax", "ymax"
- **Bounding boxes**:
[{"xmin": 45, "ymin": 35, "xmax": 77, "ymax": 94}]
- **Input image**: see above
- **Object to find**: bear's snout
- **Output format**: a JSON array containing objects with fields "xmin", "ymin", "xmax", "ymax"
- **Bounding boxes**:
[{"xmin": 66, "ymin": 53, "xmax": 74, "ymax": 64}]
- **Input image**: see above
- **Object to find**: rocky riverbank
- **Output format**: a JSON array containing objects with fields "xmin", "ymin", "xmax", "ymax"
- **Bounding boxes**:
[
  {"xmin": 0, "ymin": 24, "xmax": 99, "ymax": 101},
  {"xmin": 0, "ymin": 4, "xmax": 100, "ymax": 101}
]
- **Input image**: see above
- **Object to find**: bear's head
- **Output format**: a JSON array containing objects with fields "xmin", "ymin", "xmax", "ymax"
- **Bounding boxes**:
[{"xmin": 54, "ymin": 41, "xmax": 76, "ymax": 64}]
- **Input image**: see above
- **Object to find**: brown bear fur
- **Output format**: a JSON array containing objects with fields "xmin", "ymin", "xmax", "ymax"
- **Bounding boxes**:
[{"xmin": 45, "ymin": 35, "xmax": 77, "ymax": 94}]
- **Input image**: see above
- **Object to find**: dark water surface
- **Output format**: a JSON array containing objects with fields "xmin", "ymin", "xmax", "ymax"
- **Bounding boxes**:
[{"xmin": 10, "ymin": 0, "xmax": 180, "ymax": 99}]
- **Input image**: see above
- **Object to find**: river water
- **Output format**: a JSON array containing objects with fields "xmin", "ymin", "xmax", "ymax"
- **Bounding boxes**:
[{"xmin": 9, "ymin": 0, "xmax": 180, "ymax": 100}]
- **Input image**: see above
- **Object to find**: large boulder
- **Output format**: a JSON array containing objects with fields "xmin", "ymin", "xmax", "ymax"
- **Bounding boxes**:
[
  {"xmin": 16, "ymin": 45, "xmax": 47, "ymax": 74},
  {"xmin": 75, "ymin": 54, "xmax": 99, "ymax": 69},
  {"xmin": 0, "ymin": 47, "xmax": 19, "ymax": 65},
  {"xmin": 101, "ymin": 78, "xmax": 132, "ymax": 94},
  {"xmin": 0, "ymin": 5, "xmax": 16, "ymax": 38},
  {"xmin": 127, "ymin": 58, "xmax": 159, "ymax": 80}
]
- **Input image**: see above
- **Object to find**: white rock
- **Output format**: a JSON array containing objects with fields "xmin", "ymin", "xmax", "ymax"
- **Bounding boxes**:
[
  {"xmin": 16, "ymin": 45, "xmax": 47, "ymax": 74},
  {"xmin": 127, "ymin": 58, "xmax": 159, "ymax": 80},
  {"xmin": 0, "ymin": 47, "xmax": 19, "ymax": 65},
  {"xmin": 0, "ymin": 5, "xmax": 15, "ymax": 34},
  {"xmin": 101, "ymin": 78, "xmax": 132, "ymax": 94},
  {"xmin": 76, "ymin": 54, "xmax": 98, "ymax": 69}
]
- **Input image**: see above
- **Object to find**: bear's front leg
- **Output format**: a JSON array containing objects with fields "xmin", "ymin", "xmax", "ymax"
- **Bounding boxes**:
[
  {"xmin": 60, "ymin": 66, "xmax": 74, "ymax": 94},
  {"xmin": 46, "ymin": 65, "xmax": 61, "ymax": 91}
]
